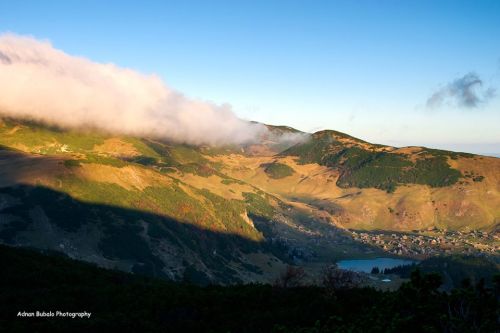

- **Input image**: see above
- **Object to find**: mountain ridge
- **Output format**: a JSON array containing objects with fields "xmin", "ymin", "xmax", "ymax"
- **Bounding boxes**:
[{"xmin": 0, "ymin": 116, "xmax": 498, "ymax": 283}]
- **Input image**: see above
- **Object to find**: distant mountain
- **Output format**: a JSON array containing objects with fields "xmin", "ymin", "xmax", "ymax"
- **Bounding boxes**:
[{"xmin": 0, "ymin": 117, "xmax": 498, "ymax": 283}]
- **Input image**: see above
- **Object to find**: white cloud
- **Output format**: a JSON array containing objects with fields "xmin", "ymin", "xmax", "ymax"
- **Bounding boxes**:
[{"xmin": 0, "ymin": 33, "xmax": 267, "ymax": 145}]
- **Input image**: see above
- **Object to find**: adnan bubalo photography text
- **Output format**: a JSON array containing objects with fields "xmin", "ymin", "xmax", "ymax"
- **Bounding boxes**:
[{"xmin": 17, "ymin": 311, "xmax": 92, "ymax": 319}]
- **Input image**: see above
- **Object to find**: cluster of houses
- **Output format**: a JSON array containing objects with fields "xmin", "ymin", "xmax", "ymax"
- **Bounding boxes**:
[{"xmin": 349, "ymin": 229, "xmax": 499, "ymax": 258}]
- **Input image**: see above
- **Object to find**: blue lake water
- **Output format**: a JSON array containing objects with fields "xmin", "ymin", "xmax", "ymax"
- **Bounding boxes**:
[{"xmin": 337, "ymin": 258, "xmax": 417, "ymax": 273}]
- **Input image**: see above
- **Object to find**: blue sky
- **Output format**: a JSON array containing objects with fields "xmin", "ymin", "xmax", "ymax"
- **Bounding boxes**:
[{"xmin": 1, "ymin": 0, "xmax": 499, "ymax": 154}]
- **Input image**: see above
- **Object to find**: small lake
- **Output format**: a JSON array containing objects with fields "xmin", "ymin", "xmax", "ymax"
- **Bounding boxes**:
[{"xmin": 337, "ymin": 258, "xmax": 418, "ymax": 273}]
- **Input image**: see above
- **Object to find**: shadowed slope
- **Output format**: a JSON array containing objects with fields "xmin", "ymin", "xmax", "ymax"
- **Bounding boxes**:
[{"xmin": 0, "ymin": 184, "xmax": 287, "ymax": 284}]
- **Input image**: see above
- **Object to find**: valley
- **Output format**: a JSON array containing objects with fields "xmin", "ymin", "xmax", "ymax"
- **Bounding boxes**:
[
  {"xmin": 0, "ymin": 118, "xmax": 498, "ymax": 284},
  {"xmin": 2, "ymin": 6, "xmax": 499, "ymax": 331}
]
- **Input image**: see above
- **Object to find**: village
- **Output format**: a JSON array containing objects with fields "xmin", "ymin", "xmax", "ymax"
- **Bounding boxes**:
[{"xmin": 349, "ymin": 228, "xmax": 500, "ymax": 258}]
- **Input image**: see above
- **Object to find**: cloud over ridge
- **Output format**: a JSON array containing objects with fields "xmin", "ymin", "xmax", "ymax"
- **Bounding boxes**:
[{"xmin": 0, "ymin": 33, "xmax": 266, "ymax": 145}]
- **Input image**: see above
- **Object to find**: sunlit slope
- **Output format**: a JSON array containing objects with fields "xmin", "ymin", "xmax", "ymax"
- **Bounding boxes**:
[
  {"xmin": 0, "ymin": 120, "xmax": 265, "ymax": 238},
  {"xmin": 210, "ymin": 130, "xmax": 500, "ymax": 231},
  {"xmin": 0, "ymin": 119, "xmax": 376, "ymax": 282},
  {"xmin": 0, "ymin": 118, "xmax": 498, "ymax": 284},
  {"xmin": 0, "ymin": 118, "xmax": 294, "ymax": 283},
  {"xmin": 1, "ymin": 118, "xmax": 498, "ymax": 235}
]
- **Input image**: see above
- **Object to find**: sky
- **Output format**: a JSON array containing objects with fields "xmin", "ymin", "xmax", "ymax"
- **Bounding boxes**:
[{"xmin": 0, "ymin": 0, "xmax": 499, "ymax": 154}]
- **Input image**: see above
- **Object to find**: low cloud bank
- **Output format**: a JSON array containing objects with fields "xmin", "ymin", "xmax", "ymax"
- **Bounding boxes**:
[{"xmin": 0, "ymin": 33, "xmax": 268, "ymax": 145}]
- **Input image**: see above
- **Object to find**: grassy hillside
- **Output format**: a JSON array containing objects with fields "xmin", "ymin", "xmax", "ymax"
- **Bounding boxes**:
[
  {"xmin": 0, "ymin": 184, "xmax": 271, "ymax": 283},
  {"xmin": 0, "ymin": 118, "xmax": 374, "ymax": 282},
  {"xmin": 209, "ymin": 130, "xmax": 499, "ymax": 233},
  {"xmin": 0, "ymin": 117, "xmax": 498, "ymax": 284},
  {"xmin": 0, "ymin": 118, "xmax": 290, "ymax": 283},
  {"xmin": 283, "ymin": 130, "xmax": 470, "ymax": 192}
]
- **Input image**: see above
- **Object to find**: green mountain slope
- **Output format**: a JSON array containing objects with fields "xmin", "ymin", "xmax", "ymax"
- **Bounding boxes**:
[
  {"xmin": 0, "ymin": 117, "xmax": 498, "ymax": 283},
  {"xmin": 283, "ymin": 130, "xmax": 471, "ymax": 192}
]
